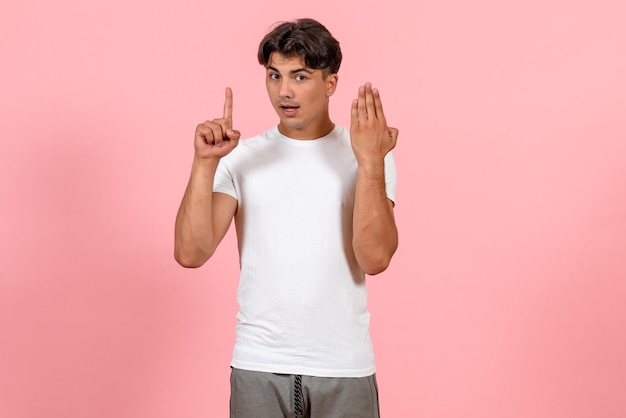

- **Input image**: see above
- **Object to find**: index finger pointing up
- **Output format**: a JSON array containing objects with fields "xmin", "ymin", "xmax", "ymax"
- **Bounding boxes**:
[{"xmin": 223, "ymin": 87, "xmax": 233, "ymax": 122}]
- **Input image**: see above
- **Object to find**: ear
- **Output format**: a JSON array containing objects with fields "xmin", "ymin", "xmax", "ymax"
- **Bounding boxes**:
[{"xmin": 325, "ymin": 73, "xmax": 338, "ymax": 97}]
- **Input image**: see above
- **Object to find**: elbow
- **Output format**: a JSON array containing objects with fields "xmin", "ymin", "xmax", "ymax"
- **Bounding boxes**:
[
  {"xmin": 359, "ymin": 257, "xmax": 392, "ymax": 276},
  {"xmin": 174, "ymin": 247, "xmax": 212, "ymax": 269},
  {"xmin": 175, "ymin": 257, "xmax": 205, "ymax": 269},
  {"xmin": 355, "ymin": 247, "xmax": 396, "ymax": 275},
  {"xmin": 354, "ymin": 239, "xmax": 397, "ymax": 276}
]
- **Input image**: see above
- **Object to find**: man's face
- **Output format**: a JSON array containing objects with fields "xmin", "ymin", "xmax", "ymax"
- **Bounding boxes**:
[{"xmin": 265, "ymin": 53, "xmax": 337, "ymax": 140}]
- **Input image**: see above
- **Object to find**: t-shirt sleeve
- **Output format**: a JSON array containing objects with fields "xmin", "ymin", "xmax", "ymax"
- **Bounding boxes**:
[
  {"xmin": 213, "ymin": 159, "xmax": 238, "ymax": 200},
  {"xmin": 384, "ymin": 151, "xmax": 397, "ymax": 204}
]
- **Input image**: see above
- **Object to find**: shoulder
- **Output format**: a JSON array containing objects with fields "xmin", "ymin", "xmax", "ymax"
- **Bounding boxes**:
[
  {"xmin": 217, "ymin": 126, "xmax": 278, "ymax": 172},
  {"xmin": 333, "ymin": 124, "xmax": 350, "ymax": 139},
  {"xmin": 223, "ymin": 127, "xmax": 276, "ymax": 158},
  {"xmin": 239, "ymin": 126, "xmax": 277, "ymax": 147}
]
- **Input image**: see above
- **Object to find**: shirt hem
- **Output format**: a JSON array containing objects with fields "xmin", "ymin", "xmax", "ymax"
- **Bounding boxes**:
[{"xmin": 230, "ymin": 359, "xmax": 376, "ymax": 378}]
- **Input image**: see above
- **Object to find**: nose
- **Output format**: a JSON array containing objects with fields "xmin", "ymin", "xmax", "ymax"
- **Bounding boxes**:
[{"xmin": 278, "ymin": 79, "xmax": 293, "ymax": 99}]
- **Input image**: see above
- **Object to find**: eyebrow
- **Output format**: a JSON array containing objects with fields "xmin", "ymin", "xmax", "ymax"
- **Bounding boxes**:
[{"xmin": 266, "ymin": 66, "xmax": 314, "ymax": 75}]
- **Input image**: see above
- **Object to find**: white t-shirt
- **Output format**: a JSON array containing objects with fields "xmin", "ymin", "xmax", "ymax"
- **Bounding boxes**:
[{"xmin": 213, "ymin": 125, "xmax": 397, "ymax": 378}]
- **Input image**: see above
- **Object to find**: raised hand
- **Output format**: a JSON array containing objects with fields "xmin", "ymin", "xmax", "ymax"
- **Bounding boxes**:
[
  {"xmin": 350, "ymin": 82, "xmax": 398, "ymax": 166},
  {"xmin": 194, "ymin": 87, "xmax": 241, "ymax": 161}
]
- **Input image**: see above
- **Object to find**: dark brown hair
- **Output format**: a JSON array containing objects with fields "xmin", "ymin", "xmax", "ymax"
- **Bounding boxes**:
[{"xmin": 257, "ymin": 18, "xmax": 342, "ymax": 77}]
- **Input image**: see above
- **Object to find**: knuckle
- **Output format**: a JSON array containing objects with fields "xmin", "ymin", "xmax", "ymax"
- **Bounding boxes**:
[
  {"xmin": 201, "ymin": 121, "xmax": 216, "ymax": 130},
  {"xmin": 213, "ymin": 126, "xmax": 224, "ymax": 138}
]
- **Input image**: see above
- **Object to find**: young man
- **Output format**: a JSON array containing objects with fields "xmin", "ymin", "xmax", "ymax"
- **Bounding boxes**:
[{"xmin": 175, "ymin": 18, "xmax": 398, "ymax": 417}]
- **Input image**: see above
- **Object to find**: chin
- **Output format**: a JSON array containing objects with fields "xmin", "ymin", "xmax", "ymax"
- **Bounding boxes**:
[{"xmin": 278, "ymin": 118, "xmax": 305, "ymax": 130}]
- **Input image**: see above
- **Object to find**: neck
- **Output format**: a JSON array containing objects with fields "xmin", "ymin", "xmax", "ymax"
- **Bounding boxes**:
[{"xmin": 278, "ymin": 118, "xmax": 335, "ymax": 140}]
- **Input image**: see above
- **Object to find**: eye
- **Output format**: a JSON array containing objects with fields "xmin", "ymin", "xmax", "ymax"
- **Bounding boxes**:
[
  {"xmin": 269, "ymin": 73, "xmax": 279, "ymax": 80},
  {"xmin": 295, "ymin": 74, "xmax": 307, "ymax": 81}
]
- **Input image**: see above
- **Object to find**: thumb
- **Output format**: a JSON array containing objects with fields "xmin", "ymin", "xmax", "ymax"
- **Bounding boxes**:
[
  {"xmin": 226, "ymin": 129, "xmax": 241, "ymax": 141},
  {"xmin": 388, "ymin": 127, "xmax": 399, "ymax": 147}
]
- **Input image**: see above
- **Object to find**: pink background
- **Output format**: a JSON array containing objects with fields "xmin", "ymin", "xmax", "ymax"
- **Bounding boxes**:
[{"xmin": 1, "ymin": 0, "xmax": 625, "ymax": 417}]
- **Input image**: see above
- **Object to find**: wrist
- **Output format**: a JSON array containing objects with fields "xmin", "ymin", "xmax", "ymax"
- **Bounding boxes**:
[
  {"xmin": 357, "ymin": 158, "xmax": 385, "ymax": 178},
  {"xmin": 191, "ymin": 157, "xmax": 219, "ymax": 177}
]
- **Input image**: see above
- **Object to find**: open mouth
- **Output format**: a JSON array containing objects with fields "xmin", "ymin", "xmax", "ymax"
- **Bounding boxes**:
[{"xmin": 280, "ymin": 105, "xmax": 299, "ymax": 116}]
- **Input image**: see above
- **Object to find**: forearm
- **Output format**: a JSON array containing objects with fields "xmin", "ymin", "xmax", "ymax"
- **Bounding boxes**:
[
  {"xmin": 352, "ymin": 161, "xmax": 398, "ymax": 275},
  {"xmin": 174, "ymin": 158, "xmax": 220, "ymax": 268}
]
